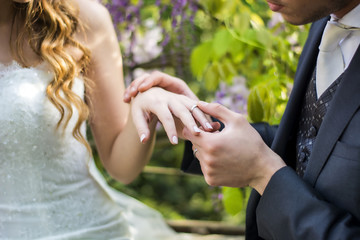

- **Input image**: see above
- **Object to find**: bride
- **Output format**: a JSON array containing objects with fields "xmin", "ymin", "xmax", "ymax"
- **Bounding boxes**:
[{"xmin": 0, "ymin": 0, "xmax": 217, "ymax": 239}]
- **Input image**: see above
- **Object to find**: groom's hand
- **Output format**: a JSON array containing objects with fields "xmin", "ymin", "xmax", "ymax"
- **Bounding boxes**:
[{"xmin": 182, "ymin": 101, "xmax": 286, "ymax": 195}]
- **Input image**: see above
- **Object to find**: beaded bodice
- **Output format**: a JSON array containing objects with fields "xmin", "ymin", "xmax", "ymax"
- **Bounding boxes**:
[{"xmin": 0, "ymin": 62, "xmax": 128, "ymax": 239}]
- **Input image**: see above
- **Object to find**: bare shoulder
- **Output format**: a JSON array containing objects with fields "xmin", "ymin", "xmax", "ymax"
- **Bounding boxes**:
[{"xmin": 73, "ymin": 0, "xmax": 115, "ymax": 43}]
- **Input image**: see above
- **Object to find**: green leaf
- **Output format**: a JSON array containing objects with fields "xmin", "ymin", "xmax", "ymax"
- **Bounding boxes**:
[
  {"xmin": 190, "ymin": 42, "xmax": 213, "ymax": 78},
  {"xmin": 203, "ymin": 63, "xmax": 220, "ymax": 91},
  {"xmin": 255, "ymin": 27, "xmax": 272, "ymax": 48},
  {"xmin": 223, "ymin": 13, "xmax": 251, "ymax": 38},
  {"xmin": 222, "ymin": 58, "xmax": 237, "ymax": 83},
  {"xmin": 215, "ymin": 61, "xmax": 226, "ymax": 80},
  {"xmin": 247, "ymin": 84, "xmax": 276, "ymax": 123},
  {"xmin": 209, "ymin": 0, "xmax": 239, "ymax": 21},
  {"xmin": 264, "ymin": 90, "xmax": 276, "ymax": 122},
  {"xmin": 232, "ymin": 12, "xmax": 251, "ymax": 34},
  {"xmin": 223, "ymin": 58, "xmax": 237, "ymax": 75},
  {"xmin": 198, "ymin": 0, "xmax": 224, "ymax": 17},
  {"xmin": 250, "ymin": 13, "xmax": 265, "ymax": 28},
  {"xmin": 213, "ymin": 29, "xmax": 233, "ymax": 58},
  {"xmin": 247, "ymin": 86, "xmax": 265, "ymax": 122},
  {"xmin": 222, "ymin": 187, "xmax": 244, "ymax": 215}
]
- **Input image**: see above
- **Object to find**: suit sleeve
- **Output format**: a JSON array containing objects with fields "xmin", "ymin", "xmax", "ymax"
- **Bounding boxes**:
[
  {"xmin": 181, "ymin": 122, "xmax": 278, "ymax": 174},
  {"xmin": 256, "ymin": 167, "xmax": 360, "ymax": 239}
]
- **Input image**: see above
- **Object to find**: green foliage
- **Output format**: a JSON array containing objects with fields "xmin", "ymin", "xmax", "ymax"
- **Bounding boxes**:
[
  {"xmin": 222, "ymin": 187, "xmax": 244, "ymax": 215},
  {"xmin": 190, "ymin": 1, "xmax": 309, "ymax": 125},
  {"xmin": 248, "ymin": 84, "xmax": 276, "ymax": 123},
  {"xmin": 222, "ymin": 187, "xmax": 252, "ymax": 218},
  {"xmin": 185, "ymin": 1, "xmax": 309, "ymax": 216},
  {"xmin": 103, "ymin": 0, "xmax": 310, "ymax": 225}
]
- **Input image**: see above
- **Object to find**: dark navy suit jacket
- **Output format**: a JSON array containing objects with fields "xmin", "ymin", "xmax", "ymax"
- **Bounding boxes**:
[{"xmin": 182, "ymin": 17, "xmax": 360, "ymax": 239}]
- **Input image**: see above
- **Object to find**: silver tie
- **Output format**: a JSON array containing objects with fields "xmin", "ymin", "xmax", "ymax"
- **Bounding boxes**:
[{"xmin": 316, "ymin": 20, "xmax": 355, "ymax": 97}]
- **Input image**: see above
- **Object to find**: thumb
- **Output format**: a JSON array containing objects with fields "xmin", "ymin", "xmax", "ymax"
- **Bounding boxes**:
[{"xmin": 196, "ymin": 101, "xmax": 234, "ymax": 124}]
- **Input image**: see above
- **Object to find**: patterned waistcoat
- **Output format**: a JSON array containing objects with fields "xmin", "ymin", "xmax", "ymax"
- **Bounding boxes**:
[{"xmin": 296, "ymin": 70, "xmax": 344, "ymax": 177}]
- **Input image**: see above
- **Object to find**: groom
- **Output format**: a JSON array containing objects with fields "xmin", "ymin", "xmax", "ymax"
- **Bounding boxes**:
[{"xmin": 124, "ymin": 0, "xmax": 360, "ymax": 238}]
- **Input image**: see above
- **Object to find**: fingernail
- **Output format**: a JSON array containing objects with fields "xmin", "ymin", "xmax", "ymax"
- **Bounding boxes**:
[
  {"xmin": 131, "ymin": 87, "xmax": 136, "ymax": 93},
  {"xmin": 193, "ymin": 126, "xmax": 201, "ymax": 133},
  {"xmin": 205, "ymin": 122, "xmax": 213, "ymax": 129},
  {"xmin": 123, "ymin": 93, "xmax": 129, "ymax": 100},
  {"xmin": 172, "ymin": 136, "xmax": 178, "ymax": 144},
  {"xmin": 140, "ymin": 134, "xmax": 146, "ymax": 143}
]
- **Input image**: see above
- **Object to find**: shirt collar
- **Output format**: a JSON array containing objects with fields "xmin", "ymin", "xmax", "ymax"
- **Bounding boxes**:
[{"xmin": 331, "ymin": 3, "xmax": 360, "ymax": 28}]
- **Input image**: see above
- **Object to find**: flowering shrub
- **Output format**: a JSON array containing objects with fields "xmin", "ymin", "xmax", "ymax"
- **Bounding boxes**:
[
  {"xmin": 215, "ymin": 76, "xmax": 249, "ymax": 114},
  {"xmin": 103, "ymin": 0, "xmax": 309, "ymax": 221},
  {"xmin": 104, "ymin": 0, "xmax": 199, "ymax": 83}
]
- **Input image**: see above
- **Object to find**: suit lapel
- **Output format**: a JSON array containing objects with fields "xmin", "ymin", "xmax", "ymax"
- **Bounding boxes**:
[
  {"xmin": 304, "ymin": 44, "xmax": 360, "ymax": 186},
  {"xmin": 272, "ymin": 18, "xmax": 328, "ymax": 161}
]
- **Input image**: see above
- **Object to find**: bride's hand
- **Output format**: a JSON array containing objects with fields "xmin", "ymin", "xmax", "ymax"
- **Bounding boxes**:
[
  {"xmin": 130, "ymin": 87, "xmax": 220, "ymax": 144},
  {"xmin": 123, "ymin": 71, "xmax": 198, "ymax": 102}
]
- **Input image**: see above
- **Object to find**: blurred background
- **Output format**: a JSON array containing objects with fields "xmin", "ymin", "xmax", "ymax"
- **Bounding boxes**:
[{"xmin": 93, "ymin": 0, "xmax": 310, "ymax": 234}]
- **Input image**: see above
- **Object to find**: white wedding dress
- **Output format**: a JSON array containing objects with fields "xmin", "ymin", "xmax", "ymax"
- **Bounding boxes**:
[{"xmin": 0, "ymin": 62, "xmax": 188, "ymax": 240}]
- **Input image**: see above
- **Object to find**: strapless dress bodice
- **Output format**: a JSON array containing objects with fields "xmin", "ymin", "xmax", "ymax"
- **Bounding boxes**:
[{"xmin": 0, "ymin": 62, "xmax": 177, "ymax": 240}]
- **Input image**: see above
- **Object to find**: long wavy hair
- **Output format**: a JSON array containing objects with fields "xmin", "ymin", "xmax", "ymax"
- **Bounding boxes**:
[{"xmin": 11, "ymin": 0, "xmax": 92, "ymax": 153}]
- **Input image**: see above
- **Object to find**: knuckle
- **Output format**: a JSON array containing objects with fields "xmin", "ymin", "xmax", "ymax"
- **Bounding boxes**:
[
  {"xmin": 152, "ymin": 70, "xmax": 162, "ymax": 77},
  {"xmin": 235, "ymin": 113, "xmax": 247, "ymax": 125},
  {"xmin": 142, "ymin": 73, "xmax": 150, "ymax": 78},
  {"xmin": 177, "ymin": 78, "xmax": 186, "ymax": 85},
  {"xmin": 202, "ymin": 154, "xmax": 217, "ymax": 168},
  {"xmin": 161, "ymin": 114, "xmax": 174, "ymax": 123},
  {"xmin": 212, "ymin": 102, "xmax": 223, "ymax": 108},
  {"xmin": 211, "ymin": 102, "xmax": 224, "ymax": 111},
  {"xmin": 204, "ymin": 142, "xmax": 218, "ymax": 155},
  {"xmin": 206, "ymin": 158, "xmax": 217, "ymax": 168},
  {"xmin": 237, "ymin": 113, "xmax": 246, "ymax": 121}
]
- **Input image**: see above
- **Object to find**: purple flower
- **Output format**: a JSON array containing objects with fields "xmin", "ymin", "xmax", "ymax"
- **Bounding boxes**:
[
  {"xmin": 214, "ymin": 76, "xmax": 249, "ymax": 114},
  {"xmin": 104, "ymin": 0, "xmax": 199, "ymax": 78}
]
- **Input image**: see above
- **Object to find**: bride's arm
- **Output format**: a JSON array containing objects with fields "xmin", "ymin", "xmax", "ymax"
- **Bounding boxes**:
[{"xmin": 76, "ymin": 0, "xmax": 202, "ymax": 184}]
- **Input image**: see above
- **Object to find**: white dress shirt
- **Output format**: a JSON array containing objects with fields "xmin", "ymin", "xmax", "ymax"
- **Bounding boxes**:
[
  {"xmin": 333, "ymin": 3, "xmax": 360, "ymax": 69},
  {"xmin": 316, "ymin": 4, "xmax": 360, "ymax": 97}
]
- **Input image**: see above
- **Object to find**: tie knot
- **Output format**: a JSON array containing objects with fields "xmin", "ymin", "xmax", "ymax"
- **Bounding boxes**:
[{"xmin": 319, "ymin": 20, "xmax": 352, "ymax": 52}]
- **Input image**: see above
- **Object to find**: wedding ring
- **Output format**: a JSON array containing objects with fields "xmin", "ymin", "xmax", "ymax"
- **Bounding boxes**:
[
  {"xmin": 190, "ymin": 104, "xmax": 198, "ymax": 113},
  {"xmin": 193, "ymin": 148, "xmax": 198, "ymax": 156}
]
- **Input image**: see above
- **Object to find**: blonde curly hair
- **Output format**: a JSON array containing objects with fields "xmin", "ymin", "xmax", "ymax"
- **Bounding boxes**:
[{"xmin": 11, "ymin": 0, "xmax": 92, "ymax": 153}]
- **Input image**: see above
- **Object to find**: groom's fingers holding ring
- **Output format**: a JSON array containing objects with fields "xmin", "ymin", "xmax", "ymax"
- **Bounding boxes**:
[{"xmin": 190, "ymin": 104, "xmax": 214, "ymax": 131}]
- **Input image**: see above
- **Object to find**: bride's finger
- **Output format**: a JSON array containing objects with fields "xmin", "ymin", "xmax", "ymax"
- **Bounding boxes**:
[
  {"xmin": 131, "ymin": 106, "xmax": 151, "ymax": 143},
  {"xmin": 151, "ymin": 105, "xmax": 179, "ymax": 145},
  {"xmin": 169, "ymin": 101, "xmax": 202, "ymax": 136}
]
